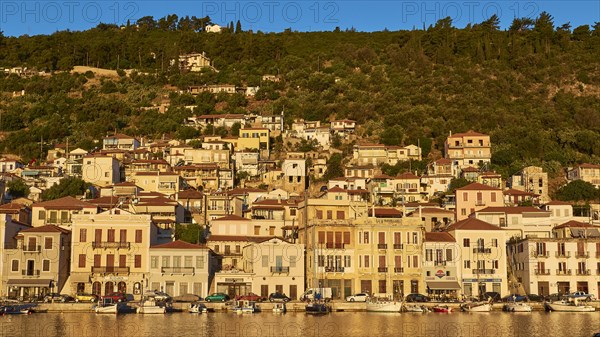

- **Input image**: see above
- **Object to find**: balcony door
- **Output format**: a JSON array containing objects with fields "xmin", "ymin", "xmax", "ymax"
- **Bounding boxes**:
[
  {"xmin": 26, "ymin": 260, "xmax": 35, "ymax": 276},
  {"xmin": 28, "ymin": 237, "xmax": 36, "ymax": 251}
]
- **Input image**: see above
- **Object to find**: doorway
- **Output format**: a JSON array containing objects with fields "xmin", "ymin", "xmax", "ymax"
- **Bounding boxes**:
[
  {"xmin": 104, "ymin": 282, "xmax": 114, "ymax": 295},
  {"xmin": 537, "ymin": 282, "xmax": 549, "ymax": 297}
]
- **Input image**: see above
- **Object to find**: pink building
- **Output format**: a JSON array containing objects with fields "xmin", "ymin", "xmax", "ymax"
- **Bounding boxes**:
[{"xmin": 455, "ymin": 183, "xmax": 503, "ymax": 221}]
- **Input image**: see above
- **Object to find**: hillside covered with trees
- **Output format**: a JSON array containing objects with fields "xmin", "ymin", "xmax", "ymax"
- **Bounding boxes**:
[{"xmin": 1, "ymin": 13, "xmax": 600, "ymax": 181}]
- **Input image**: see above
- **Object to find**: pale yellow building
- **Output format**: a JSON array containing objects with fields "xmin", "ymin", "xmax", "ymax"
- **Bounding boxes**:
[
  {"xmin": 444, "ymin": 130, "xmax": 491, "ymax": 169},
  {"xmin": 81, "ymin": 155, "xmax": 121, "ymax": 187},
  {"xmin": 131, "ymin": 172, "xmax": 182, "ymax": 194},
  {"xmin": 31, "ymin": 196, "xmax": 99, "ymax": 227},
  {"xmin": 69, "ymin": 211, "xmax": 157, "ymax": 299},
  {"xmin": 567, "ymin": 163, "xmax": 600, "ymax": 188}
]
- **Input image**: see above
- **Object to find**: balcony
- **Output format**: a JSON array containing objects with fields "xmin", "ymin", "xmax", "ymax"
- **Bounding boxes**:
[
  {"xmin": 92, "ymin": 242, "xmax": 131, "ymax": 249},
  {"xmin": 23, "ymin": 245, "xmax": 41, "ymax": 253},
  {"xmin": 555, "ymin": 252, "xmax": 571, "ymax": 258},
  {"xmin": 21, "ymin": 269, "xmax": 40, "ymax": 277},
  {"xmin": 576, "ymin": 269, "xmax": 591, "ymax": 276},
  {"xmin": 325, "ymin": 242, "xmax": 345, "ymax": 249},
  {"xmin": 92, "ymin": 266, "xmax": 130, "ymax": 274},
  {"xmin": 434, "ymin": 261, "xmax": 447, "ymax": 266},
  {"xmin": 270, "ymin": 266, "xmax": 290, "ymax": 274},
  {"xmin": 472, "ymin": 269, "xmax": 495, "ymax": 275},
  {"xmin": 161, "ymin": 267, "xmax": 195, "ymax": 274},
  {"xmin": 378, "ymin": 267, "xmax": 388, "ymax": 273},
  {"xmin": 394, "ymin": 267, "xmax": 404, "ymax": 273},
  {"xmin": 473, "ymin": 247, "xmax": 492, "ymax": 254},
  {"xmin": 534, "ymin": 269, "xmax": 550, "ymax": 275},
  {"xmin": 393, "ymin": 244, "xmax": 404, "ymax": 250},
  {"xmin": 596, "ymin": 269, "xmax": 600, "ymax": 275},
  {"xmin": 377, "ymin": 244, "xmax": 388, "ymax": 249},
  {"xmin": 324, "ymin": 266, "xmax": 344, "ymax": 273},
  {"xmin": 555, "ymin": 269, "xmax": 571, "ymax": 275},
  {"xmin": 533, "ymin": 251, "xmax": 549, "ymax": 258},
  {"xmin": 575, "ymin": 252, "xmax": 590, "ymax": 258},
  {"xmin": 475, "ymin": 201, "xmax": 486, "ymax": 206}
]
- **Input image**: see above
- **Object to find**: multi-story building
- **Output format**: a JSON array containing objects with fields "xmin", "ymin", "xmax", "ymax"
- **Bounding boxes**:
[
  {"xmin": 331, "ymin": 119, "xmax": 356, "ymax": 137},
  {"xmin": 454, "ymin": 182, "xmax": 503, "ymax": 221},
  {"xmin": 31, "ymin": 196, "xmax": 98, "ymax": 228},
  {"xmin": 102, "ymin": 133, "xmax": 140, "ymax": 151},
  {"xmin": 183, "ymin": 148, "xmax": 231, "ymax": 169},
  {"xmin": 69, "ymin": 212, "xmax": 157, "ymax": 299},
  {"xmin": 131, "ymin": 172, "xmax": 182, "ymax": 195},
  {"xmin": 393, "ymin": 172, "xmax": 426, "ymax": 203},
  {"xmin": 260, "ymin": 114, "xmax": 284, "ymax": 132},
  {"xmin": 448, "ymin": 217, "xmax": 509, "ymax": 298},
  {"xmin": 353, "ymin": 144, "xmax": 421, "ymax": 166},
  {"xmin": 421, "ymin": 158, "xmax": 457, "ymax": 197},
  {"xmin": 423, "ymin": 232, "xmax": 461, "ymax": 300},
  {"xmin": 81, "ymin": 155, "xmax": 121, "ymax": 187},
  {"xmin": 238, "ymin": 128, "xmax": 270, "ymax": 158},
  {"xmin": 567, "ymin": 163, "xmax": 600, "ymax": 188},
  {"xmin": 2, "ymin": 225, "xmax": 71, "ymax": 300},
  {"xmin": 173, "ymin": 164, "xmax": 220, "ymax": 190},
  {"xmin": 444, "ymin": 131, "xmax": 491, "ymax": 169},
  {"xmin": 0, "ymin": 214, "xmax": 36, "ymax": 298},
  {"xmin": 473, "ymin": 206, "xmax": 553, "ymax": 238},
  {"xmin": 508, "ymin": 221, "xmax": 600, "ymax": 298},
  {"xmin": 508, "ymin": 166, "xmax": 550, "ymax": 203},
  {"xmin": 282, "ymin": 159, "xmax": 307, "ymax": 194},
  {"xmin": 176, "ymin": 52, "xmax": 215, "ymax": 72},
  {"xmin": 148, "ymin": 240, "xmax": 214, "ymax": 298}
]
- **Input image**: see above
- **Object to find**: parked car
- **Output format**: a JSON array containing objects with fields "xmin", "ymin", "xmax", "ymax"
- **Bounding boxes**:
[
  {"xmin": 567, "ymin": 292, "xmax": 595, "ymax": 301},
  {"xmin": 205, "ymin": 293, "xmax": 230, "ymax": 302},
  {"xmin": 43, "ymin": 293, "xmax": 74, "ymax": 303},
  {"xmin": 482, "ymin": 292, "xmax": 501, "ymax": 302},
  {"xmin": 346, "ymin": 293, "xmax": 369, "ymax": 302},
  {"xmin": 236, "ymin": 293, "xmax": 265, "ymax": 302},
  {"xmin": 103, "ymin": 292, "xmax": 127, "ymax": 302},
  {"xmin": 74, "ymin": 293, "xmax": 98, "ymax": 303},
  {"xmin": 526, "ymin": 294, "xmax": 545, "ymax": 302},
  {"xmin": 144, "ymin": 290, "xmax": 172, "ymax": 302},
  {"xmin": 269, "ymin": 293, "xmax": 291, "ymax": 302},
  {"xmin": 546, "ymin": 293, "xmax": 564, "ymax": 302},
  {"xmin": 173, "ymin": 294, "xmax": 202, "ymax": 303},
  {"xmin": 405, "ymin": 293, "xmax": 430, "ymax": 302}
]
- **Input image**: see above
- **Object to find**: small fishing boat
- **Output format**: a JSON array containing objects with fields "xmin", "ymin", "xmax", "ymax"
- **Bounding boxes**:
[
  {"xmin": 432, "ymin": 305, "xmax": 453, "ymax": 313},
  {"xmin": 503, "ymin": 302, "xmax": 532, "ymax": 312},
  {"xmin": 367, "ymin": 298, "xmax": 402, "ymax": 312},
  {"xmin": 94, "ymin": 298, "xmax": 122, "ymax": 314},
  {"xmin": 402, "ymin": 303, "xmax": 426, "ymax": 312},
  {"xmin": 189, "ymin": 302, "xmax": 207, "ymax": 313},
  {"xmin": 305, "ymin": 302, "xmax": 329, "ymax": 314},
  {"xmin": 232, "ymin": 300, "xmax": 257, "ymax": 314},
  {"xmin": 273, "ymin": 303, "xmax": 286, "ymax": 313},
  {"xmin": 136, "ymin": 298, "xmax": 166, "ymax": 314},
  {"xmin": 460, "ymin": 301, "xmax": 492, "ymax": 312},
  {"xmin": 545, "ymin": 299, "xmax": 595, "ymax": 312},
  {"xmin": 1, "ymin": 304, "xmax": 32, "ymax": 315}
]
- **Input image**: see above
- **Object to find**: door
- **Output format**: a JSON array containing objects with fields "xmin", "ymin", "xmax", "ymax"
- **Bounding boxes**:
[
  {"xmin": 537, "ymin": 281, "xmax": 549, "ymax": 297},
  {"xmin": 92, "ymin": 282, "xmax": 101, "ymax": 296},
  {"xmin": 107, "ymin": 229, "xmax": 115, "ymax": 242},
  {"xmin": 105, "ymin": 282, "xmax": 114, "ymax": 295},
  {"xmin": 119, "ymin": 255, "xmax": 126, "ymax": 268},
  {"xmin": 27, "ymin": 260, "xmax": 35, "ymax": 276},
  {"xmin": 77, "ymin": 283, "xmax": 85, "ymax": 294},
  {"xmin": 360, "ymin": 280, "xmax": 372, "ymax": 294},
  {"xmin": 393, "ymin": 280, "xmax": 404, "ymax": 300},
  {"xmin": 165, "ymin": 282, "xmax": 175, "ymax": 295},
  {"xmin": 577, "ymin": 281, "xmax": 588, "ymax": 293},
  {"xmin": 464, "ymin": 283, "xmax": 472, "ymax": 297},
  {"xmin": 557, "ymin": 282, "xmax": 570, "ymax": 295},
  {"xmin": 106, "ymin": 255, "xmax": 114, "ymax": 272},
  {"xmin": 261, "ymin": 285, "xmax": 269, "ymax": 298},
  {"xmin": 289, "ymin": 285, "xmax": 297, "ymax": 300},
  {"xmin": 411, "ymin": 280, "xmax": 419, "ymax": 294},
  {"xmin": 276, "ymin": 256, "xmax": 282, "ymax": 272},
  {"xmin": 95, "ymin": 229, "xmax": 102, "ymax": 244},
  {"xmin": 28, "ymin": 237, "xmax": 36, "ymax": 251}
]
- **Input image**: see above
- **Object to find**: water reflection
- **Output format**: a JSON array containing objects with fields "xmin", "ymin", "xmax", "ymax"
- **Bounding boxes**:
[{"xmin": 0, "ymin": 312, "xmax": 599, "ymax": 337}]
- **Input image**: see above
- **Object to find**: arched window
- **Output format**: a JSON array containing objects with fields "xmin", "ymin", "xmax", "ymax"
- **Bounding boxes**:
[
  {"xmin": 92, "ymin": 282, "xmax": 101, "ymax": 296},
  {"xmin": 118, "ymin": 282, "xmax": 127, "ymax": 293},
  {"xmin": 105, "ymin": 282, "xmax": 114, "ymax": 295}
]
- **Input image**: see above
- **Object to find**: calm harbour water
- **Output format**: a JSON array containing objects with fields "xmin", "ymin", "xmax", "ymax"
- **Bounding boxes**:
[{"xmin": 1, "ymin": 312, "xmax": 599, "ymax": 337}]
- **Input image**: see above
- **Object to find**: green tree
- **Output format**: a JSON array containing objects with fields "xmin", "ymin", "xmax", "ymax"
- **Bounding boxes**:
[
  {"xmin": 174, "ymin": 223, "xmax": 204, "ymax": 244},
  {"xmin": 41, "ymin": 177, "xmax": 91, "ymax": 201},
  {"xmin": 447, "ymin": 178, "xmax": 471, "ymax": 194},
  {"xmin": 7, "ymin": 179, "xmax": 30, "ymax": 199},
  {"xmin": 324, "ymin": 153, "xmax": 344, "ymax": 180},
  {"xmin": 553, "ymin": 180, "xmax": 599, "ymax": 202}
]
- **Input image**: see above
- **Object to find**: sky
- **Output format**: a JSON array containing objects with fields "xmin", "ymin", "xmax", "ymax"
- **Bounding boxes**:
[{"xmin": 0, "ymin": 1, "xmax": 599, "ymax": 37}]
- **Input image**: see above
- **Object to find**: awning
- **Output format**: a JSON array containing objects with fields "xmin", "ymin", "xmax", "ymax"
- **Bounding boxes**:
[
  {"xmin": 7, "ymin": 279, "xmax": 53, "ymax": 287},
  {"xmin": 69, "ymin": 273, "xmax": 91, "ymax": 283},
  {"xmin": 426, "ymin": 281, "xmax": 461, "ymax": 290}
]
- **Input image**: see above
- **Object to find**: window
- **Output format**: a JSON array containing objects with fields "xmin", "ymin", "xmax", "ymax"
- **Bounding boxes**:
[
  {"xmin": 364, "ymin": 256, "xmax": 370, "ymax": 268},
  {"xmin": 463, "ymin": 238, "xmax": 470, "ymax": 247},
  {"xmin": 425, "ymin": 249, "xmax": 433, "ymax": 261},
  {"xmin": 120, "ymin": 229, "xmax": 127, "ymax": 243},
  {"xmin": 44, "ymin": 237, "xmax": 53, "ymax": 250},
  {"xmin": 336, "ymin": 211, "xmax": 345, "ymax": 219},
  {"xmin": 326, "ymin": 210, "xmax": 333, "ymax": 220},
  {"xmin": 235, "ymin": 245, "xmax": 241, "ymax": 254},
  {"xmin": 363, "ymin": 232, "xmax": 369, "ymax": 244},
  {"xmin": 412, "ymin": 232, "xmax": 418, "ymax": 244},
  {"xmin": 162, "ymin": 256, "xmax": 170, "ymax": 268},
  {"xmin": 94, "ymin": 255, "xmax": 101, "ymax": 267},
  {"xmin": 492, "ymin": 260, "xmax": 499, "ymax": 269},
  {"xmin": 343, "ymin": 232, "xmax": 350, "ymax": 244},
  {"xmin": 446, "ymin": 249, "xmax": 453, "ymax": 261},
  {"xmin": 135, "ymin": 230, "xmax": 142, "ymax": 243},
  {"xmin": 151, "ymin": 256, "xmax": 158, "ymax": 269},
  {"xmin": 318, "ymin": 255, "xmax": 325, "ymax": 267},
  {"xmin": 41, "ymin": 259, "xmax": 50, "ymax": 271},
  {"xmin": 80, "ymin": 228, "xmax": 87, "ymax": 242},
  {"xmin": 196, "ymin": 256, "xmax": 205, "ymax": 269},
  {"xmin": 491, "ymin": 192, "xmax": 496, "ymax": 202},
  {"xmin": 344, "ymin": 256, "xmax": 351, "ymax": 268},
  {"xmin": 412, "ymin": 256, "xmax": 419, "ymax": 268},
  {"xmin": 134, "ymin": 255, "xmax": 141, "ymax": 268},
  {"xmin": 290, "ymin": 209, "xmax": 297, "ymax": 216},
  {"xmin": 394, "ymin": 232, "xmax": 402, "ymax": 244},
  {"xmin": 318, "ymin": 232, "xmax": 325, "ymax": 244},
  {"xmin": 289, "ymin": 256, "xmax": 296, "ymax": 268},
  {"xmin": 464, "ymin": 260, "xmax": 470, "ymax": 268},
  {"xmin": 316, "ymin": 210, "xmax": 323, "ymax": 219},
  {"xmin": 461, "ymin": 209, "xmax": 467, "ymax": 216},
  {"xmin": 38, "ymin": 210, "xmax": 46, "ymax": 221},
  {"xmin": 11, "ymin": 260, "xmax": 19, "ymax": 272},
  {"xmin": 463, "ymin": 192, "xmax": 468, "ymax": 202},
  {"xmin": 262, "ymin": 255, "xmax": 269, "ymax": 268},
  {"xmin": 107, "ymin": 229, "xmax": 115, "ymax": 242},
  {"xmin": 254, "ymin": 226, "xmax": 260, "ymax": 235},
  {"xmin": 78, "ymin": 255, "xmax": 86, "ymax": 268}
]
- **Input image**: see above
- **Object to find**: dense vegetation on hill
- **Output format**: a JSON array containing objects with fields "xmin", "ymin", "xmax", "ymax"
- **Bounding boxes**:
[{"xmin": 1, "ymin": 13, "xmax": 599, "ymax": 180}]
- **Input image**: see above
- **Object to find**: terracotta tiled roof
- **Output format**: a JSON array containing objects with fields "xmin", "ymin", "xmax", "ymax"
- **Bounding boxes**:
[
  {"xmin": 477, "ymin": 206, "xmax": 547, "ymax": 214},
  {"xmin": 576, "ymin": 163, "xmax": 600, "ymax": 169},
  {"xmin": 461, "ymin": 167, "xmax": 479, "ymax": 173},
  {"xmin": 368, "ymin": 208, "xmax": 403, "ymax": 218},
  {"xmin": 425, "ymin": 232, "xmax": 455, "ymax": 242},
  {"xmin": 447, "ymin": 218, "xmax": 500, "ymax": 231},
  {"xmin": 447, "ymin": 130, "xmax": 487, "ymax": 138},
  {"xmin": 416, "ymin": 208, "xmax": 455, "ymax": 215},
  {"xmin": 327, "ymin": 186, "xmax": 347, "ymax": 193},
  {"xmin": 87, "ymin": 196, "xmax": 121, "ymax": 207},
  {"xmin": 396, "ymin": 172, "xmax": 420, "ymax": 180},
  {"xmin": 19, "ymin": 225, "xmax": 70, "ymax": 234},
  {"xmin": 347, "ymin": 189, "xmax": 369, "ymax": 195},
  {"xmin": 113, "ymin": 182, "xmax": 138, "ymax": 187},
  {"xmin": 544, "ymin": 200, "xmax": 572, "ymax": 206},
  {"xmin": 151, "ymin": 240, "xmax": 207, "ymax": 249},
  {"xmin": 554, "ymin": 220, "xmax": 599, "ymax": 229},
  {"xmin": 177, "ymin": 189, "xmax": 203, "ymax": 199},
  {"xmin": 456, "ymin": 182, "xmax": 500, "ymax": 191},
  {"xmin": 134, "ymin": 171, "xmax": 180, "ymax": 176},
  {"xmin": 207, "ymin": 235, "xmax": 272, "ymax": 242},
  {"xmin": 373, "ymin": 174, "xmax": 394, "ymax": 180},
  {"xmin": 503, "ymin": 188, "xmax": 537, "ymax": 196},
  {"xmin": 0, "ymin": 203, "xmax": 29, "ymax": 213},
  {"xmin": 434, "ymin": 158, "xmax": 453, "ymax": 165},
  {"xmin": 32, "ymin": 196, "xmax": 98, "ymax": 210},
  {"xmin": 212, "ymin": 215, "xmax": 250, "ymax": 221}
]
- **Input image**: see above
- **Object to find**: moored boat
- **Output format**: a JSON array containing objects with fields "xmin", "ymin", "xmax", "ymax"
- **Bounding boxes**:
[
  {"xmin": 432, "ymin": 305, "xmax": 453, "ymax": 313},
  {"xmin": 94, "ymin": 298, "xmax": 122, "ymax": 314},
  {"xmin": 232, "ymin": 300, "xmax": 257, "ymax": 314},
  {"xmin": 367, "ymin": 299, "xmax": 402, "ymax": 312},
  {"xmin": 545, "ymin": 299, "xmax": 595, "ymax": 312},
  {"xmin": 1, "ymin": 304, "xmax": 33, "ymax": 315},
  {"xmin": 460, "ymin": 301, "xmax": 492, "ymax": 312},
  {"xmin": 503, "ymin": 302, "xmax": 532, "ymax": 312},
  {"xmin": 273, "ymin": 303, "xmax": 286, "ymax": 313},
  {"xmin": 305, "ymin": 302, "xmax": 330, "ymax": 314},
  {"xmin": 136, "ymin": 298, "xmax": 166, "ymax": 314},
  {"xmin": 189, "ymin": 302, "xmax": 207, "ymax": 313}
]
